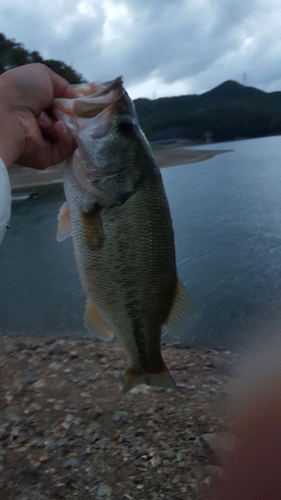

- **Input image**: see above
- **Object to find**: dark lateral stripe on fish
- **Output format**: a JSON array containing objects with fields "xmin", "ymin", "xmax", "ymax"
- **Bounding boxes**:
[
  {"xmin": 126, "ymin": 307, "xmax": 149, "ymax": 371},
  {"xmin": 123, "ymin": 277, "xmax": 152, "ymax": 371}
]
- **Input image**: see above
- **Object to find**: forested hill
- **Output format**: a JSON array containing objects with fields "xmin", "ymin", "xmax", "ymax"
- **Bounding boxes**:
[
  {"xmin": 0, "ymin": 33, "xmax": 83, "ymax": 84},
  {"xmin": 134, "ymin": 81, "xmax": 281, "ymax": 142}
]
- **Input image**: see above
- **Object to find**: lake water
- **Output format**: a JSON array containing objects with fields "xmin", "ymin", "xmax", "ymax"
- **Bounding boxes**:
[
  {"xmin": 1, "ymin": 135, "xmax": 281, "ymax": 349},
  {"xmin": 163, "ymin": 135, "xmax": 281, "ymax": 348}
]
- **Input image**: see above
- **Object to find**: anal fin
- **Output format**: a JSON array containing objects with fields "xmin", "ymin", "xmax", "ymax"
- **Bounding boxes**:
[
  {"xmin": 164, "ymin": 277, "xmax": 196, "ymax": 338},
  {"xmin": 84, "ymin": 299, "xmax": 114, "ymax": 342}
]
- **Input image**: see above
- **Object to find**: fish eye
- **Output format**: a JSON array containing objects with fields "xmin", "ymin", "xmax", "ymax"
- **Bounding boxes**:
[{"xmin": 117, "ymin": 117, "xmax": 134, "ymax": 134}]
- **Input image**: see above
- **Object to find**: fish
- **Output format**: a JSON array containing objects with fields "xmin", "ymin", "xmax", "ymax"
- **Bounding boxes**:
[{"xmin": 53, "ymin": 77, "xmax": 195, "ymax": 393}]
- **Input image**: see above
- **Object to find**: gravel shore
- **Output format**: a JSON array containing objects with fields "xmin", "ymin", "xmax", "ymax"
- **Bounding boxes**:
[{"xmin": 0, "ymin": 336, "xmax": 239, "ymax": 499}]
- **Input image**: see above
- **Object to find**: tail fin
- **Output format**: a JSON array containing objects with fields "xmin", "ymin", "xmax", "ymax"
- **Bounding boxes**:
[{"xmin": 122, "ymin": 366, "xmax": 177, "ymax": 394}]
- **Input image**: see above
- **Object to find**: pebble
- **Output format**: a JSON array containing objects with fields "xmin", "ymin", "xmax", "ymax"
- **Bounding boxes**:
[
  {"xmin": 63, "ymin": 457, "xmax": 78, "ymax": 468},
  {"xmin": 95, "ymin": 405, "xmax": 103, "ymax": 414},
  {"xmin": 112, "ymin": 411, "xmax": 121, "ymax": 421},
  {"xmin": 49, "ymin": 362, "xmax": 61, "ymax": 370},
  {"xmin": 131, "ymin": 385, "xmax": 151, "ymax": 394},
  {"xmin": 150, "ymin": 455, "xmax": 161, "ymax": 467},
  {"xmin": 14, "ymin": 376, "xmax": 34, "ymax": 392},
  {"xmin": 24, "ymin": 403, "xmax": 42, "ymax": 413},
  {"xmin": 33, "ymin": 379, "xmax": 45, "ymax": 389},
  {"xmin": 97, "ymin": 483, "xmax": 112, "ymax": 496},
  {"xmin": 85, "ymin": 422, "xmax": 100, "ymax": 433}
]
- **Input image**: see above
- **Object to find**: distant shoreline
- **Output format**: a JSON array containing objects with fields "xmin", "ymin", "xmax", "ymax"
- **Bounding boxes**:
[
  {"xmin": 9, "ymin": 145, "xmax": 231, "ymax": 190},
  {"xmin": 154, "ymin": 145, "xmax": 230, "ymax": 168}
]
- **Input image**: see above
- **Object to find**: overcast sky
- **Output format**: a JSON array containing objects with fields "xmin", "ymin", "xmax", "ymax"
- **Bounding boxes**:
[{"xmin": 0, "ymin": 0, "xmax": 280, "ymax": 99}]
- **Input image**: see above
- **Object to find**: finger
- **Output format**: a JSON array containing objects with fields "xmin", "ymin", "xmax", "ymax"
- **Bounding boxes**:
[
  {"xmin": 38, "ymin": 111, "xmax": 58, "ymax": 140},
  {"xmin": 49, "ymin": 120, "xmax": 77, "ymax": 165},
  {"xmin": 45, "ymin": 66, "xmax": 79, "ymax": 99},
  {"xmin": 35, "ymin": 121, "xmax": 76, "ymax": 168},
  {"xmin": 16, "ymin": 120, "xmax": 76, "ymax": 170},
  {"xmin": 38, "ymin": 112, "xmax": 77, "ymax": 152}
]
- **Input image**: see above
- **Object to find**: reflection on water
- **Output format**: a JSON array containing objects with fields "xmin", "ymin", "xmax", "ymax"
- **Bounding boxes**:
[{"xmin": 0, "ymin": 136, "xmax": 281, "ymax": 349}]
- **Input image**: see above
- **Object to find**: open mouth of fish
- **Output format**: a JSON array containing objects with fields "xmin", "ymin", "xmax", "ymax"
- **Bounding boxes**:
[
  {"xmin": 52, "ymin": 76, "xmax": 130, "ymax": 183},
  {"xmin": 52, "ymin": 76, "xmax": 125, "ymax": 125}
]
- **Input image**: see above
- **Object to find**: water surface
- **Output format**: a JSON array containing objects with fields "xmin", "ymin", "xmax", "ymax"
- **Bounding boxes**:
[
  {"xmin": 162, "ymin": 136, "xmax": 281, "ymax": 347},
  {"xmin": 1, "ymin": 135, "xmax": 281, "ymax": 349}
]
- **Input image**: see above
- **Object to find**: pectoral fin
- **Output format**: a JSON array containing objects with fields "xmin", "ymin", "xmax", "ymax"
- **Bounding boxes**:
[
  {"xmin": 57, "ymin": 202, "xmax": 72, "ymax": 242},
  {"xmin": 164, "ymin": 277, "xmax": 196, "ymax": 338},
  {"xmin": 81, "ymin": 206, "xmax": 104, "ymax": 249},
  {"xmin": 84, "ymin": 299, "xmax": 114, "ymax": 342}
]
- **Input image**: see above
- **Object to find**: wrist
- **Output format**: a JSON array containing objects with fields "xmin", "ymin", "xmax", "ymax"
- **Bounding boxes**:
[
  {"xmin": 0, "ymin": 112, "xmax": 25, "ymax": 168},
  {"xmin": 0, "ymin": 77, "xmax": 25, "ymax": 168}
]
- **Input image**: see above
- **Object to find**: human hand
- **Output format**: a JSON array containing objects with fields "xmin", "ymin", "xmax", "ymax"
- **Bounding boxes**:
[{"xmin": 0, "ymin": 63, "xmax": 77, "ymax": 169}]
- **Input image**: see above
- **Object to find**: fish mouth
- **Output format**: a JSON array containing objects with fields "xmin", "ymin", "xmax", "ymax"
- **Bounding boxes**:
[
  {"xmin": 71, "ymin": 76, "xmax": 123, "ymax": 98},
  {"xmin": 52, "ymin": 76, "xmax": 124, "ymax": 122},
  {"xmin": 52, "ymin": 77, "xmax": 131, "ymax": 188}
]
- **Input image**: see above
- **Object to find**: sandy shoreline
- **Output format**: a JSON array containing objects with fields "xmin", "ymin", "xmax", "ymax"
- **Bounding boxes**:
[
  {"xmin": 154, "ymin": 145, "xmax": 230, "ymax": 168},
  {"xmin": 9, "ymin": 146, "xmax": 230, "ymax": 190}
]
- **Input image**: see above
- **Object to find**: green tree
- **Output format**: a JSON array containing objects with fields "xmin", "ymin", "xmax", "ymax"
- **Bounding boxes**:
[
  {"xmin": 0, "ymin": 32, "xmax": 85, "ymax": 84},
  {"xmin": 43, "ymin": 59, "xmax": 84, "ymax": 84}
]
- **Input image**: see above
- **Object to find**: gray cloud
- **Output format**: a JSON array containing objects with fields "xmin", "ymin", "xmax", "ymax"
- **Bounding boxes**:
[{"xmin": 0, "ymin": 0, "xmax": 280, "ymax": 97}]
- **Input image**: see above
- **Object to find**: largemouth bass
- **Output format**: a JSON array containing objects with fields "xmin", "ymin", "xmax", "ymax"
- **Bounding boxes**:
[{"xmin": 53, "ymin": 77, "xmax": 195, "ymax": 393}]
